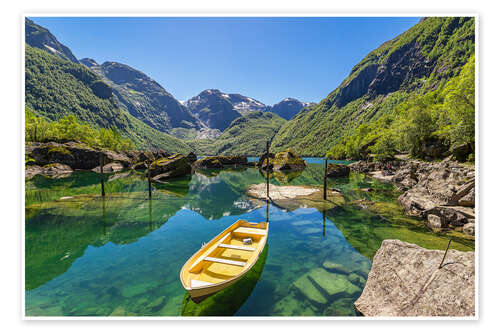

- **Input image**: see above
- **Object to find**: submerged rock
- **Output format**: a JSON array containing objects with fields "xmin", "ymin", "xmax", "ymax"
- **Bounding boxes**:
[
  {"xmin": 354, "ymin": 239, "xmax": 475, "ymax": 317},
  {"xmin": 322, "ymin": 261, "xmax": 350, "ymax": 275},
  {"xmin": 308, "ymin": 268, "xmax": 361, "ymax": 298},
  {"xmin": 293, "ymin": 274, "xmax": 327, "ymax": 306}
]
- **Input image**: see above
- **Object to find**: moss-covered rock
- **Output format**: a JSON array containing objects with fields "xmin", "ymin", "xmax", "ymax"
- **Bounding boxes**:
[
  {"xmin": 193, "ymin": 155, "xmax": 247, "ymax": 169},
  {"xmin": 150, "ymin": 154, "xmax": 191, "ymax": 180},
  {"xmin": 262, "ymin": 150, "xmax": 306, "ymax": 171}
]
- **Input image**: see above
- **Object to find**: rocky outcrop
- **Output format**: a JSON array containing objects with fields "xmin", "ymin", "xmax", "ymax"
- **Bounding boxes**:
[
  {"xmin": 354, "ymin": 240, "xmax": 475, "ymax": 317},
  {"xmin": 25, "ymin": 163, "xmax": 73, "ymax": 179},
  {"xmin": 26, "ymin": 142, "xmax": 135, "ymax": 170},
  {"xmin": 326, "ymin": 164, "xmax": 350, "ymax": 178},
  {"xmin": 91, "ymin": 162, "xmax": 124, "ymax": 173},
  {"xmin": 149, "ymin": 154, "xmax": 192, "ymax": 180},
  {"xmin": 350, "ymin": 159, "xmax": 475, "ymax": 235},
  {"xmin": 193, "ymin": 155, "xmax": 247, "ymax": 169},
  {"xmin": 261, "ymin": 150, "xmax": 306, "ymax": 171}
]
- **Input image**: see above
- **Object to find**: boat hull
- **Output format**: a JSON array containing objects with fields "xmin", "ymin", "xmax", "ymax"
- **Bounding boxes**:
[{"xmin": 180, "ymin": 220, "xmax": 268, "ymax": 302}]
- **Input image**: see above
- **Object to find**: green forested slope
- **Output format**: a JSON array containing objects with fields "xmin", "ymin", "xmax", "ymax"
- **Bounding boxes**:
[
  {"xmin": 271, "ymin": 17, "xmax": 475, "ymax": 158},
  {"xmin": 187, "ymin": 111, "xmax": 286, "ymax": 156},
  {"xmin": 25, "ymin": 45, "xmax": 191, "ymax": 153}
]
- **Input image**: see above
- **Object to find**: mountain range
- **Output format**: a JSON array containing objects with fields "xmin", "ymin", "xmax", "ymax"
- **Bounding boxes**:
[
  {"xmin": 24, "ymin": 17, "xmax": 475, "ymax": 158},
  {"xmin": 25, "ymin": 18, "xmax": 310, "ymax": 149}
]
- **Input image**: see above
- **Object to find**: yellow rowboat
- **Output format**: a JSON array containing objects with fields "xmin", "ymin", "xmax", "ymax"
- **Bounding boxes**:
[{"xmin": 180, "ymin": 219, "xmax": 269, "ymax": 302}]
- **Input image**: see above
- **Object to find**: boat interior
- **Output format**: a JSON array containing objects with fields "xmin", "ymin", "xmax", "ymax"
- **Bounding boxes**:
[{"xmin": 182, "ymin": 221, "xmax": 268, "ymax": 288}]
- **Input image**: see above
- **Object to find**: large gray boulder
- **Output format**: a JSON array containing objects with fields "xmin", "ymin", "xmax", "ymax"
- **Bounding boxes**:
[{"xmin": 354, "ymin": 240, "xmax": 475, "ymax": 317}]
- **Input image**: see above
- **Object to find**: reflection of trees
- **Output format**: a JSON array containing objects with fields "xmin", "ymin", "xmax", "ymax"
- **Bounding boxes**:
[{"xmin": 25, "ymin": 193, "xmax": 187, "ymax": 291}]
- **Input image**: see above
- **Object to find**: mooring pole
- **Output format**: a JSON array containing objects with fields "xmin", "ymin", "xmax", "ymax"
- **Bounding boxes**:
[
  {"xmin": 439, "ymin": 239, "xmax": 452, "ymax": 269},
  {"xmin": 34, "ymin": 124, "xmax": 37, "ymax": 142},
  {"xmin": 101, "ymin": 196, "xmax": 106, "ymax": 235},
  {"xmin": 100, "ymin": 152, "xmax": 105, "ymax": 197},
  {"xmin": 266, "ymin": 141, "xmax": 270, "ymax": 200},
  {"xmin": 266, "ymin": 200, "xmax": 269, "ymax": 223},
  {"xmin": 147, "ymin": 162, "xmax": 152, "ymax": 198},
  {"xmin": 322, "ymin": 210, "xmax": 326, "ymax": 238},
  {"xmin": 323, "ymin": 157, "xmax": 328, "ymax": 200},
  {"xmin": 149, "ymin": 196, "xmax": 152, "ymax": 231}
]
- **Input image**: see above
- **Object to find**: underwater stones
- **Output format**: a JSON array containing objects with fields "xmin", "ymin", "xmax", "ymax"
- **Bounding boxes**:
[
  {"xmin": 293, "ymin": 274, "xmax": 327, "ymax": 307},
  {"xmin": 323, "ymin": 297, "xmax": 357, "ymax": 316},
  {"xmin": 109, "ymin": 306, "xmax": 128, "ymax": 316},
  {"xmin": 273, "ymin": 294, "xmax": 317, "ymax": 316},
  {"xmin": 347, "ymin": 273, "xmax": 366, "ymax": 288},
  {"xmin": 326, "ymin": 163, "xmax": 350, "ymax": 178},
  {"xmin": 307, "ymin": 268, "xmax": 361, "ymax": 298},
  {"xmin": 120, "ymin": 281, "xmax": 158, "ymax": 298},
  {"xmin": 355, "ymin": 239, "xmax": 475, "ymax": 316},
  {"xmin": 322, "ymin": 261, "xmax": 350, "ymax": 275},
  {"xmin": 145, "ymin": 296, "xmax": 167, "ymax": 313}
]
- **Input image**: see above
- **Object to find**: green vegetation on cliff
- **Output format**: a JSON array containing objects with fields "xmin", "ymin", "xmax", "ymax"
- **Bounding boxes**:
[
  {"xmin": 270, "ymin": 17, "xmax": 475, "ymax": 159},
  {"xmin": 25, "ymin": 44, "xmax": 191, "ymax": 153},
  {"xmin": 188, "ymin": 111, "xmax": 286, "ymax": 156}
]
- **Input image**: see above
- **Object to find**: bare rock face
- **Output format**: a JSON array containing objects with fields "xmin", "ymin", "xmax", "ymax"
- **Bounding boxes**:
[{"xmin": 354, "ymin": 240, "xmax": 475, "ymax": 317}]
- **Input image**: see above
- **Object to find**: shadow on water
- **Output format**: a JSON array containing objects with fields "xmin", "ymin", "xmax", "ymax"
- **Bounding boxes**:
[{"xmin": 181, "ymin": 245, "xmax": 269, "ymax": 316}]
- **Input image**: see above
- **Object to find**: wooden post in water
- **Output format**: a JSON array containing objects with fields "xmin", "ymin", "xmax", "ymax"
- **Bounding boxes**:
[
  {"xmin": 323, "ymin": 157, "xmax": 328, "ymax": 200},
  {"xmin": 149, "ymin": 196, "xmax": 152, "ymax": 231},
  {"xmin": 439, "ymin": 239, "xmax": 452, "ymax": 269},
  {"xmin": 100, "ymin": 152, "xmax": 105, "ymax": 197},
  {"xmin": 322, "ymin": 210, "xmax": 326, "ymax": 238},
  {"xmin": 101, "ymin": 197, "xmax": 107, "ymax": 235},
  {"xmin": 34, "ymin": 124, "xmax": 37, "ymax": 142},
  {"xmin": 266, "ymin": 200, "xmax": 269, "ymax": 222},
  {"xmin": 147, "ymin": 162, "xmax": 152, "ymax": 198},
  {"xmin": 266, "ymin": 141, "xmax": 270, "ymax": 200}
]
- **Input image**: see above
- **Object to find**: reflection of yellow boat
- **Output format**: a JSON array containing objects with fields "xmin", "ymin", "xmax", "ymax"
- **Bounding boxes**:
[{"xmin": 180, "ymin": 220, "xmax": 268, "ymax": 302}]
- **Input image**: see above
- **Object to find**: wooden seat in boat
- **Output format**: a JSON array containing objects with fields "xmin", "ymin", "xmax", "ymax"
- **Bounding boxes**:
[
  {"xmin": 190, "ymin": 279, "xmax": 213, "ymax": 288},
  {"xmin": 218, "ymin": 244, "xmax": 255, "ymax": 251},
  {"xmin": 233, "ymin": 227, "xmax": 267, "ymax": 235},
  {"xmin": 203, "ymin": 256, "xmax": 246, "ymax": 266}
]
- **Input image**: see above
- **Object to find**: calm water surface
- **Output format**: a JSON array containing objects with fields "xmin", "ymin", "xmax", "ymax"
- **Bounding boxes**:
[{"xmin": 25, "ymin": 159, "xmax": 474, "ymax": 316}]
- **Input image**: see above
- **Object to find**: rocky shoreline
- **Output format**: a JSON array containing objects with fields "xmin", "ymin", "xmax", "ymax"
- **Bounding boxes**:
[
  {"xmin": 354, "ymin": 239, "xmax": 475, "ymax": 316},
  {"xmin": 349, "ymin": 158, "xmax": 476, "ymax": 237}
]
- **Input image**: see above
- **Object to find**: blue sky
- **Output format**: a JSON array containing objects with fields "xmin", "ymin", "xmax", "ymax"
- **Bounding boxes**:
[{"xmin": 30, "ymin": 16, "xmax": 420, "ymax": 105}]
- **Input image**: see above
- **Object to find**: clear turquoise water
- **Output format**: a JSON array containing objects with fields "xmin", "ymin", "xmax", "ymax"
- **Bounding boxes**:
[{"xmin": 25, "ymin": 159, "xmax": 474, "ymax": 316}]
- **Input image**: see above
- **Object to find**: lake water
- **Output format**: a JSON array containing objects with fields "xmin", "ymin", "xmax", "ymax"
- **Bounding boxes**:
[{"xmin": 25, "ymin": 158, "xmax": 474, "ymax": 316}]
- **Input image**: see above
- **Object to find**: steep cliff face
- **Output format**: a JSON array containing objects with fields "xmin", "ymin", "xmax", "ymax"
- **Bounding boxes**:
[
  {"xmin": 25, "ymin": 18, "xmax": 80, "ymax": 64},
  {"xmin": 80, "ymin": 60, "xmax": 198, "ymax": 132},
  {"xmin": 271, "ymin": 17, "xmax": 475, "ymax": 156}
]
